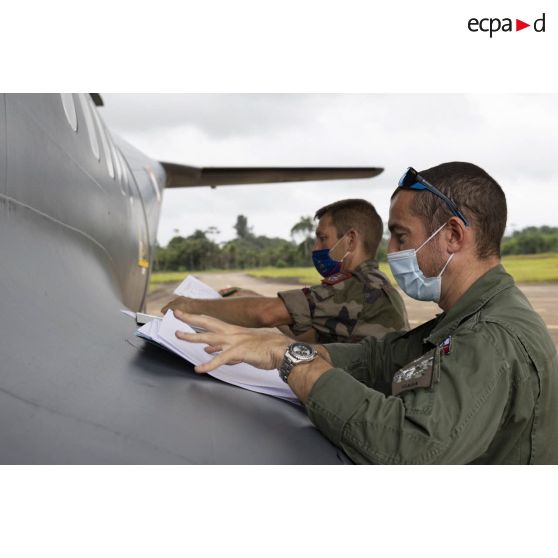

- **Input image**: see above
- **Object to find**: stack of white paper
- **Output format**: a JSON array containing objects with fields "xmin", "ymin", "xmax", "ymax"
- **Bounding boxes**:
[
  {"xmin": 135, "ymin": 275, "xmax": 299, "ymax": 404},
  {"xmin": 173, "ymin": 275, "xmax": 223, "ymax": 299}
]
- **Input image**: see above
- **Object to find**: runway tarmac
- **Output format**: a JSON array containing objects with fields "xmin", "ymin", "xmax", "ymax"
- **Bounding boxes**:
[{"xmin": 147, "ymin": 272, "xmax": 558, "ymax": 347}]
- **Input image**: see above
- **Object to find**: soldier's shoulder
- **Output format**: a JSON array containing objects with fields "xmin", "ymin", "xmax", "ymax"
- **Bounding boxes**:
[{"xmin": 353, "ymin": 259, "xmax": 391, "ymax": 288}]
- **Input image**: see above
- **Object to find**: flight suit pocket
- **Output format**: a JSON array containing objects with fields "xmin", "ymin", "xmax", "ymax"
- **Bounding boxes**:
[{"xmin": 392, "ymin": 348, "xmax": 441, "ymax": 415}]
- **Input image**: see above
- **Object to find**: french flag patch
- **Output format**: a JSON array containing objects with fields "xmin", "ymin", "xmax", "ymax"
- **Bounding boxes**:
[{"xmin": 441, "ymin": 336, "xmax": 452, "ymax": 355}]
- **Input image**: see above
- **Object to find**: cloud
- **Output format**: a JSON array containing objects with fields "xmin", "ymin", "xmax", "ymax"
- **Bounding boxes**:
[
  {"xmin": 102, "ymin": 94, "xmax": 323, "ymax": 139},
  {"xmin": 99, "ymin": 94, "xmax": 558, "ymax": 245}
]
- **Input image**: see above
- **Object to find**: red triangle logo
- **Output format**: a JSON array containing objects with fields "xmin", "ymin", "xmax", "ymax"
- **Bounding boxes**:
[{"xmin": 516, "ymin": 19, "xmax": 530, "ymax": 31}]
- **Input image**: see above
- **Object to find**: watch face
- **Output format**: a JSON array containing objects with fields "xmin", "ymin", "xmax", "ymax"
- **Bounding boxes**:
[{"xmin": 290, "ymin": 343, "xmax": 315, "ymax": 360}]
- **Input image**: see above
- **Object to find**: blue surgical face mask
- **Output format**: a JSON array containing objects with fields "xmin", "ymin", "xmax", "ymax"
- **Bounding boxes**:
[
  {"xmin": 312, "ymin": 234, "xmax": 349, "ymax": 278},
  {"xmin": 387, "ymin": 223, "xmax": 454, "ymax": 302}
]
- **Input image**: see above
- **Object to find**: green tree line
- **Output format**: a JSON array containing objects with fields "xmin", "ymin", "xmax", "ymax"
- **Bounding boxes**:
[
  {"xmin": 501, "ymin": 226, "xmax": 558, "ymax": 255},
  {"xmin": 154, "ymin": 215, "xmax": 315, "ymax": 271},
  {"xmin": 154, "ymin": 219, "xmax": 558, "ymax": 272}
]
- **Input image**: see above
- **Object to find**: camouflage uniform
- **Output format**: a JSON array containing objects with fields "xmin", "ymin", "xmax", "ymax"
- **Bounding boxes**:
[
  {"xmin": 306, "ymin": 265, "xmax": 558, "ymax": 464},
  {"xmin": 277, "ymin": 259, "xmax": 408, "ymax": 343}
]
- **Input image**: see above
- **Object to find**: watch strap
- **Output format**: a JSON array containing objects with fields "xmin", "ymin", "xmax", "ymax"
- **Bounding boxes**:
[{"xmin": 278, "ymin": 343, "xmax": 316, "ymax": 384}]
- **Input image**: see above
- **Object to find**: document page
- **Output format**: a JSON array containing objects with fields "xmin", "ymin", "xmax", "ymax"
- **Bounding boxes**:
[
  {"xmin": 173, "ymin": 275, "xmax": 222, "ymax": 299},
  {"xmin": 136, "ymin": 279, "xmax": 298, "ymax": 403}
]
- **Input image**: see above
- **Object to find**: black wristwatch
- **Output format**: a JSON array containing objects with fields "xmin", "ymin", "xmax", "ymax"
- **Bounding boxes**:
[{"xmin": 278, "ymin": 342, "xmax": 318, "ymax": 383}]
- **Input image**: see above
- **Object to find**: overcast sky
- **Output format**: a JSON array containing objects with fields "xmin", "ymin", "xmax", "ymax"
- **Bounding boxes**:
[{"xmin": 100, "ymin": 94, "xmax": 558, "ymax": 246}]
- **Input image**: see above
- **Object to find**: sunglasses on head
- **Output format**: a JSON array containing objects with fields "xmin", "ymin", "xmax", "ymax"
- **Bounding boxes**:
[{"xmin": 398, "ymin": 167, "xmax": 469, "ymax": 226}]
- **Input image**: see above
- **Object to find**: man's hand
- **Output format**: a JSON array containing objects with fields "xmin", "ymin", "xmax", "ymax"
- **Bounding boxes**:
[
  {"xmin": 173, "ymin": 310, "xmax": 334, "ymax": 403},
  {"xmin": 161, "ymin": 296, "xmax": 194, "ymax": 315},
  {"xmin": 173, "ymin": 310, "xmax": 290, "ymax": 373}
]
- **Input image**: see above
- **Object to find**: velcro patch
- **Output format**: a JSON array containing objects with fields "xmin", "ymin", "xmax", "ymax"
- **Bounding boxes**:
[
  {"xmin": 392, "ymin": 351, "xmax": 436, "ymax": 396},
  {"xmin": 321, "ymin": 272, "xmax": 352, "ymax": 286},
  {"xmin": 440, "ymin": 336, "xmax": 452, "ymax": 355}
]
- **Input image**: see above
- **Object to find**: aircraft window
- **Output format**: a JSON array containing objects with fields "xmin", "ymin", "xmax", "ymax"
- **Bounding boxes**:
[
  {"xmin": 113, "ymin": 144, "xmax": 122, "ymax": 182},
  {"xmin": 78, "ymin": 93, "xmax": 100, "ymax": 161},
  {"xmin": 122, "ymin": 155, "xmax": 136, "ymax": 203},
  {"xmin": 91, "ymin": 107, "xmax": 115, "ymax": 179},
  {"xmin": 108, "ymin": 136, "xmax": 125, "ymax": 195},
  {"xmin": 120, "ymin": 154, "xmax": 134, "ymax": 200},
  {"xmin": 146, "ymin": 166, "xmax": 162, "ymax": 203},
  {"xmin": 60, "ymin": 94, "xmax": 78, "ymax": 131},
  {"xmin": 118, "ymin": 151, "xmax": 130, "ymax": 196},
  {"xmin": 125, "ymin": 168, "xmax": 134, "ymax": 205}
]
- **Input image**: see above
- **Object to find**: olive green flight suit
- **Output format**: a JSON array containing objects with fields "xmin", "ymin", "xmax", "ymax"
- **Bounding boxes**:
[
  {"xmin": 278, "ymin": 259, "xmax": 409, "ymax": 343},
  {"xmin": 306, "ymin": 265, "xmax": 558, "ymax": 464}
]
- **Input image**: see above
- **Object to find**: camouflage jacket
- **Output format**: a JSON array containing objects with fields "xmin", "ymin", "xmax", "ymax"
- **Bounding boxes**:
[{"xmin": 277, "ymin": 259, "xmax": 409, "ymax": 343}]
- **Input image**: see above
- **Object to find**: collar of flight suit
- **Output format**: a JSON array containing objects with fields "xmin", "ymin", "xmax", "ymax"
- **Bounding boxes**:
[
  {"xmin": 351, "ymin": 258, "xmax": 379, "ymax": 273},
  {"xmin": 424, "ymin": 264, "xmax": 516, "ymax": 347},
  {"xmin": 349, "ymin": 258, "xmax": 380, "ymax": 282}
]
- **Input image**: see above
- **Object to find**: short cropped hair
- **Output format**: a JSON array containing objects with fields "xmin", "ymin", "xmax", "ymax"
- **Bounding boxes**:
[
  {"xmin": 315, "ymin": 199, "xmax": 383, "ymax": 258},
  {"xmin": 401, "ymin": 162, "xmax": 507, "ymax": 259}
]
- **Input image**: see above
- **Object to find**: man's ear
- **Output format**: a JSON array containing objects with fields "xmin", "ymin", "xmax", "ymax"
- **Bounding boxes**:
[
  {"xmin": 446, "ymin": 217, "xmax": 466, "ymax": 252},
  {"xmin": 346, "ymin": 229, "xmax": 358, "ymax": 250}
]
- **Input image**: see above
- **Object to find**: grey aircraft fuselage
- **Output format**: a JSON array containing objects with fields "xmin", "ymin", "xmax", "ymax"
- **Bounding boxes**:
[{"xmin": 0, "ymin": 94, "xmax": 382, "ymax": 464}]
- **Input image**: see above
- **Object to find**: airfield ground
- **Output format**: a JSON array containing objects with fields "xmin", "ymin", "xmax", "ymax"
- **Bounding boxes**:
[{"xmin": 146, "ymin": 272, "xmax": 558, "ymax": 348}]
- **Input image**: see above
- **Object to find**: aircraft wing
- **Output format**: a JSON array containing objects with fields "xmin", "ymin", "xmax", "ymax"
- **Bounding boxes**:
[{"xmin": 160, "ymin": 163, "xmax": 383, "ymax": 188}]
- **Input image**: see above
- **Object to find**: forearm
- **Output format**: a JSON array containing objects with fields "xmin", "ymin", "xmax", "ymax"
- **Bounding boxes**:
[
  {"xmin": 321, "ymin": 332, "xmax": 408, "ymax": 392},
  {"xmin": 275, "ymin": 325, "xmax": 319, "ymax": 343},
  {"xmin": 304, "ymin": 356, "xmax": 512, "ymax": 465},
  {"xmin": 285, "ymin": 336, "xmax": 388, "ymax": 413},
  {"xmin": 286, "ymin": 356, "xmax": 333, "ymax": 404},
  {"xmin": 283, "ymin": 339, "xmax": 364, "ymax": 403},
  {"xmin": 277, "ymin": 325, "xmax": 296, "ymax": 338},
  {"xmin": 171, "ymin": 297, "xmax": 292, "ymax": 328},
  {"xmin": 261, "ymin": 338, "xmax": 333, "ymax": 403},
  {"xmin": 316, "ymin": 344, "xmax": 332, "ymax": 363},
  {"xmin": 286, "ymin": 337, "xmax": 397, "ymax": 412},
  {"xmin": 320, "ymin": 339, "xmax": 377, "ymax": 387},
  {"xmin": 185, "ymin": 298, "xmax": 253, "ymax": 326},
  {"xmin": 293, "ymin": 328, "xmax": 318, "ymax": 343}
]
